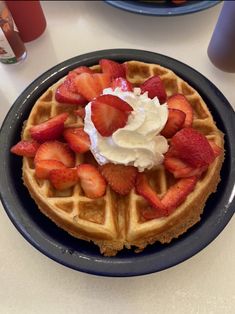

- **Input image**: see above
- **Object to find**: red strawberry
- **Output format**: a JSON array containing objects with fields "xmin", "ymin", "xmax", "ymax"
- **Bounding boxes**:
[
  {"xmin": 35, "ymin": 159, "xmax": 66, "ymax": 179},
  {"xmin": 49, "ymin": 168, "xmax": 78, "ymax": 190},
  {"xmin": 94, "ymin": 94, "xmax": 133, "ymax": 112},
  {"xmin": 77, "ymin": 164, "xmax": 106, "ymax": 198},
  {"xmin": 164, "ymin": 154, "xmax": 208, "ymax": 178},
  {"xmin": 209, "ymin": 141, "xmax": 222, "ymax": 158},
  {"xmin": 140, "ymin": 206, "xmax": 166, "ymax": 220},
  {"xmin": 100, "ymin": 163, "xmax": 137, "ymax": 195},
  {"xmin": 167, "ymin": 94, "xmax": 193, "ymax": 128},
  {"xmin": 74, "ymin": 107, "xmax": 86, "ymax": 120},
  {"xmin": 91, "ymin": 95, "xmax": 132, "ymax": 137},
  {"xmin": 140, "ymin": 75, "xmax": 167, "ymax": 104},
  {"xmin": 10, "ymin": 139, "xmax": 40, "ymax": 157},
  {"xmin": 161, "ymin": 108, "xmax": 186, "ymax": 138},
  {"xmin": 30, "ymin": 113, "xmax": 68, "ymax": 143},
  {"xmin": 171, "ymin": 128, "xmax": 215, "ymax": 168},
  {"xmin": 68, "ymin": 66, "xmax": 93, "ymax": 76},
  {"xmin": 63, "ymin": 127, "xmax": 90, "ymax": 153},
  {"xmin": 34, "ymin": 141, "xmax": 75, "ymax": 167},
  {"xmin": 172, "ymin": 0, "xmax": 187, "ymax": 4},
  {"xmin": 161, "ymin": 176, "xmax": 197, "ymax": 213},
  {"xmin": 135, "ymin": 173, "xmax": 168, "ymax": 217},
  {"xmin": 99, "ymin": 59, "xmax": 126, "ymax": 79},
  {"xmin": 75, "ymin": 72, "xmax": 111, "ymax": 101},
  {"xmin": 55, "ymin": 82, "xmax": 87, "ymax": 106},
  {"xmin": 111, "ymin": 77, "xmax": 133, "ymax": 92}
]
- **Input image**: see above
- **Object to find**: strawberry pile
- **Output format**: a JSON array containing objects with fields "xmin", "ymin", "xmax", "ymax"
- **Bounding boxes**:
[{"xmin": 10, "ymin": 59, "xmax": 222, "ymax": 221}]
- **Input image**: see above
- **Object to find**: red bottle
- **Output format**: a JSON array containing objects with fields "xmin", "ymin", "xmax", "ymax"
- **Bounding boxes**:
[
  {"xmin": 0, "ymin": 0, "xmax": 26, "ymax": 64},
  {"xmin": 6, "ymin": 0, "xmax": 46, "ymax": 43}
]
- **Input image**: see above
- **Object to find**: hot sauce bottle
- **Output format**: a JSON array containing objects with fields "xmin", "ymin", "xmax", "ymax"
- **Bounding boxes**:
[{"xmin": 0, "ymin": 0, "xmax": 26, "ymax": 64}]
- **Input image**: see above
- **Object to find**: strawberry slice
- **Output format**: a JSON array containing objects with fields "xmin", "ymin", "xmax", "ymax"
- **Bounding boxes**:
[
  {"xmin": 55, "ymin": 67, "xmax": 91, "ymax": 105},
  {"xmin": 140, "ymin": 75, "xmax": 167, "ymax": 104},
  {"xmin": 55, "ymin": 82, "xmax": 87, "ymax": 106},
  {"xmin": 74, "ymin": 107, "xmax": 86, "ymax": 120},
  {"xmin": 34, "ymin": 141, "xmax": 75, "ymax": 167},
  {"xmin": 10, "ymin": 139, "xmax": 40, "ymax": 157},
  {"xmin": 30, "ymin": 113, "xmax": 68, "ymax": 143},
  {"xmin": 172, "ymin": 0, "xmax": 187, "ymax": 4},
  {"xmin": 135, "ymin": 173, "xmax": 168, "ymax": 217},
  {"xmin": 111, "ymin": 77, "xmax": 133, "ymax": 92},
  {"xmin": 91, "ymin": 95, "xmax": 132, "ymax": 137},
  {"xmin": 209, "ymin": 140, "xmax": 222, "ymax": 158},
  {"xmin": 95, "ymin": 94, "xmax": 133, "ymax": 112},
  {"xmin": 63, "ymin": 127, "xmax": 90, "ymax": 153},
  {"xmin": 167, "ymin": 94, "xmax": 193, "ymax": 128},
  {"xmin": 49, "ymin": 168, "xmax": 78, "ymax": 190},
  {"xmin": 141, "ymin": 206, "xmax": 167, "ymax": 220},
  {"xmin": 161, "ymin": 176, "xmax": 197, "ymax": 213},
  {"xmin": 77, "ymin": 164, "xmax": 106, "ymax": 198},
  {"xmin": 171, "ymin": 128, "xmax": 215, "ymax": 168},
  {"xmin": 35, "ymin": 159, "xmax": 66, "ymax": 179},
  {"xmin": 99, "ymin": 59, "xmax": 126, "ymax": 79},
  {"xmin": 75, "ymin": 72, "xmax": 111, "ymax": 101},
  {"xmin": 161, "ymin": 108, "xmax": 186, "ymax": 138},
  {"xmin": 164, "ymin": 154, "xmax": 208, "ymax": 178},
  {"xmin": 68, "ymin": 66, "xmax": 93, "ymax": 76},
  {"xmin": 100, "ymin": 163, "xmax": 137, "ymax": 195}
]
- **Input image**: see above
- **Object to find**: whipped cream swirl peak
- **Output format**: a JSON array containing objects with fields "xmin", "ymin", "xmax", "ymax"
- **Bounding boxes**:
[{"xmin": 84, "ymin": 87, "xmax": 169, "ymax": 172}]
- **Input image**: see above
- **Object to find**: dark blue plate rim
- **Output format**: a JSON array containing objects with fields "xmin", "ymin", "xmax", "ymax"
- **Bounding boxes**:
[
  {"xmin": 0, "ymin": 49, "xmax": 234, "ymax": 277},
  {"xmin": 104, "ymin": 0, "xmax": 221, "ymax": 16}
]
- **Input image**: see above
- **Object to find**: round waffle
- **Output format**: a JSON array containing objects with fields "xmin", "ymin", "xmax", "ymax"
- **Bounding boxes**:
[{"xmin": 21, "ymin": 60, "xmax": 224, "ymax": 256}]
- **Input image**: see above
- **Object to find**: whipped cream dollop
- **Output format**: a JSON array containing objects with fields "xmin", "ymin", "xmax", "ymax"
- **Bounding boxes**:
[{"xmin": 84, "ymin": 87, "xmax": 169, "ymax": 172}]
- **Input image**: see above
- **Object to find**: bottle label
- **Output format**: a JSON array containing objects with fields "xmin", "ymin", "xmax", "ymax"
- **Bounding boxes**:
[{"xmin": 0, "ymin": 27, "xmax": 17, "ymax": 64}]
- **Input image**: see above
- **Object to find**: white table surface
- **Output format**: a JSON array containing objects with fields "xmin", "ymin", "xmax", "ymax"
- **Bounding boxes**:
[{"xmin": 0, "ymin": 1, "xmax": 234, "ymax": 313}]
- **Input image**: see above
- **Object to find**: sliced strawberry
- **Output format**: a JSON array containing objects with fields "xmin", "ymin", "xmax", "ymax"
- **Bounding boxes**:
[
  {"xmin": 100, "ymin": 163, "xmax": 137, "ymax": 195},
  {"xmin": 111, "ymin": 77, "xmax": 133, "ymax": 92},
  {"xmin": 140, "ymin": 75, "xmax": 167, "ymax": 104},
  {"xmin": 68, "ymin": 66, "xmax": 93, "ymax": 76},
  {"xmin": 171, "ymin": 128, "xmax": 215, "ymax": 168},
  {"xmin": 65, "ymin": 66, "xmax": 93, "ymax": 93},
  {"xmin": 140, "ymin": 206, "xmax": 166, "ymax": 220},
  {"xmin": 74, "ymin": 107, "xmax": 86, "ymax": 120},
  {"xmin": 35, "ymin": 159, "xmax": 66, "ymax": 179},
  {"xmin": 164, "ymin": 154, "xmax": 208, "ymax": 178},
  {"xmin": 94, "ymin": 94, "xmax": 133, "ymax": 112},
  {"xmin": 49, "ymin": 168, "xmax": 78, "ymax": 190},
  {"xmin": 63, "ymin": 127, "xmax": 90, "ymax": 153},
  {"xmin": 91, "ymin": 96, "xmax": 131, "ymax": 137},
  {"xmin": 172, "ymin": 0, "xmax": 187, "ymax": 4},
  {"xmin": 161, "ymin": 176, "xmax": 197, "ymax": 213},
  {"xmin": 161, "ymin": 108, "xmax": 186, "ymax": 138},
  {"xmin": 30, "ymin": 113, "xmax": 68, "ymax": 143},
  {"xmin": 99, "ymin": 59, "xmax": 126, "ymax": 79},
  {"xmin": 75, "ymin": 72, "xmax": 111, "ymax": 101},
  {"xmin": 167, "ymin": 94, "xmax": 193, "ymax": 128},
  {"xmin": 77, "ymin": 164, "xmax": 106, "ymax": 198},
  {"xmin": 34, "ymin": 141, "xmax": 75, "ymax": 167},
  {"xmin": 209, "ymin": 140, "xmax": 222, "ymax": 158},
  {"xmin": 135, "ymin": 173, "xmax": 168, "ymax": 217},
  {"xmin": 93, "ymin": 73, "xmax": 112, "ymax": 91},
  {"xmin": 55, "ymin": 82, "xmax": 87, "ymax": 106},
  {"xmin": 10, "ymin": 139, "xmax": 40, "ymax": 157}
]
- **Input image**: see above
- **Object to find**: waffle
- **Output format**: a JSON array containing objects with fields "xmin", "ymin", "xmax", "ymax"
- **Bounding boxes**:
[{"xmin": 21, "ymin": 60, "xmax": 224, "ymax": 256}]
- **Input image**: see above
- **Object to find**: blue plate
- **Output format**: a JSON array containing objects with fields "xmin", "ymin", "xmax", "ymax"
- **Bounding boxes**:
[
  {"xmin": 0, "ymin": 49, "xmax": 234, "ymax": 277},
  {"xmin": 104, "ymin": 1, "xmax": 221, "ymax": 16}
]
